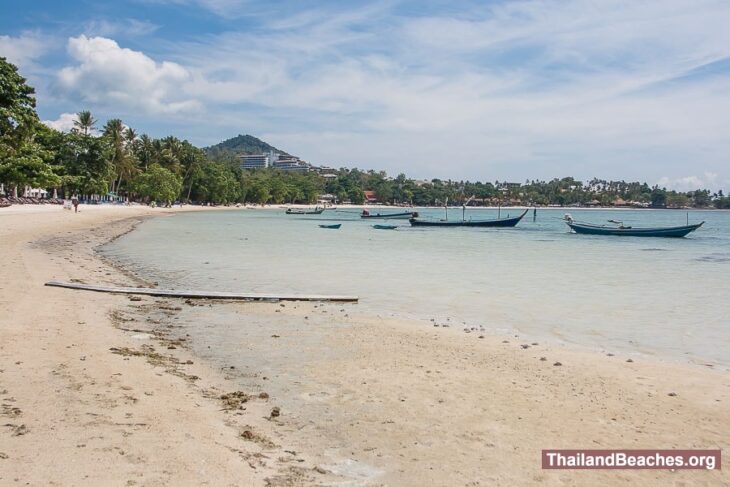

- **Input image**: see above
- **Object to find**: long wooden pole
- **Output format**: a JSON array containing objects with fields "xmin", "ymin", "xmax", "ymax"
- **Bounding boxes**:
[{"xmin": 45, "ymin": 281, "xmax": 358, "ymax": 302}]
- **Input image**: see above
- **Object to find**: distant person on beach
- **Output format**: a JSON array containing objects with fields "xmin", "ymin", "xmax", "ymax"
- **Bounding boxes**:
[{"xmin": 71, "ymin": 196, "xmax": 79, "ymax": 213}]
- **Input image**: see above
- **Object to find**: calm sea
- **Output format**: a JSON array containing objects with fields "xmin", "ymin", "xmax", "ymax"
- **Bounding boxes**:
[{"xmin": 101, "ymin": 207, "xmax": 730, "ymax": 366}]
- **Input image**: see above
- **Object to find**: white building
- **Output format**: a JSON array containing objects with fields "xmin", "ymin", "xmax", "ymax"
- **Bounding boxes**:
[
  {"xmin": 272, "ymin": 156, "xmax": 309, "ymax": 172},
  {"xmin": 240, "ymin": 150, "xmax": 313, "ymax": 171},
  {"xmin": 240, "ymin": 154, "xmax": 270, "ymax": 169},
  {"xmin": 238, "ymin": 154, "xmax": 270, "ymax": 173}
]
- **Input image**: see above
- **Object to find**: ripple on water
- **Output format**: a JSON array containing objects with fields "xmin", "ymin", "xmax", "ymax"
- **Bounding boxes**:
[{"xmin": 695, "ymin": 253, "xmax": 730, "ymax": 263}]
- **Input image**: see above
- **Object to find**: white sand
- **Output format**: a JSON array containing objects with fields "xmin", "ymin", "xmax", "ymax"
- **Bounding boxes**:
[{"xmin": 0, "ymin": 204, "xmax": 727, "ymax": 485}]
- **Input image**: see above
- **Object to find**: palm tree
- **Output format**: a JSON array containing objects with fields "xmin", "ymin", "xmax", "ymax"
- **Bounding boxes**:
[
  {"xmin": 124, "ymin": 127, "xmax": 137, "ymax": 144},
  {"xmin": 159, "ymin": 136, "xmax": 183, "ymax": 174},
  {"xmin": 103, "ymin": 118, "xmax": 124, "ymax": 141},
  {"xmin": 135, "ymin": 134, "xmax": 154, "ymax": 171},
  {"xmin": 179, "ymin": 142, "xmax": 203, "ymax": 202},
  {"xmin": 74, "ymin": 110, "xmax": 97, "ymax": 135},
  {"xmin": 103, "ymin": 119, "xmax": 125, "ymax": 193}
]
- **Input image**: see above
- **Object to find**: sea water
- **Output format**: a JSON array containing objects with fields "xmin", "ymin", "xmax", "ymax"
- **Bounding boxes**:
[{"xmin": 101, "ymin": 208, "xmax": 730, "ymax": 366}]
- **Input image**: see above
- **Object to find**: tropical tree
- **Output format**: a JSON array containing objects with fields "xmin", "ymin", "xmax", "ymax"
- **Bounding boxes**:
[
  {"xmin": 125, "ymin": 127, "xmax": 137, "ymax": 143},
  {"xmin": 102, "ymin": 119, "xmax": 140, "ymax": 195},
  {"xmin": 158, "ymin": 136, "xmax": 183, "ymax": 174},
  {"xmin": 74, "ymin": 110, "xmax": 97, "ymax": 135},
  {"xmin": 0, "ymin": 57, "xmax": 59, "ymax": 196},
  {"xmin": 192, "ymin": 161, "xmax": 240, "ymax": 204},
  {"xmin": 178, "ymin": 141, "xmax": 206, "ymax": 202},
  {"xmin": 132, "ymin": 163, "xmax": 182, "ymax": 204},
  {"xmin": 0, "ymin": 142, "xmax": 59, "ymax": 195},
  {"xmin": 56, "ymin": 131, "xmax": 113, "ymax": 195},
  {"xmin": 134, "ymin": 134, "xmax": 155, "ymax": 171}
]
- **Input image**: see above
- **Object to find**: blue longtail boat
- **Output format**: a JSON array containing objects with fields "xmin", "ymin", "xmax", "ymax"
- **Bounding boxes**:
[
  {"xmin": 319, "ymin": 223, "xmax": 342, "ymax": 229},
  {"xmin": 564, "ymin": 215, "xmax": 703, "ymax": 238},
  {"xmin": 409, "ymin": 209, "xmax": 528, "ymax": 227}
]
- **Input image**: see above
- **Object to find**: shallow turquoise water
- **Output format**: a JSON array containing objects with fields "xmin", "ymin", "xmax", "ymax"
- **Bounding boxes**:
[{"xmin": 101, "ymin": 207, "xmax": 730, "ymax": 366}]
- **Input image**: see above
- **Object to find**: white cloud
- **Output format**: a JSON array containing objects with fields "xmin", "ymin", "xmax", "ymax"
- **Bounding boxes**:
[
  {"xmin": 57, "ymin": 35, "xmax": 201, "ymax": 115},
  {"xmin": 42, "ymin": 112, "xmax": 79, "ymax": 132},
  {"xmin": 657, "ymin": 173, "xmax": 721, "ymax": 192},
  {"xmin": 0, "ymin": 32, "xmax": 49, "ymax": 69},
  {"xmin": 84, "ymin": 19, "xmax": 160, "ymax": 38},
  {"xmin": 162, "ymin": 0, "xmax": 730, "ymax": 183},
  {"xmin": 37, "ymin": 2, "xmax": 730, "ymax": 185}
]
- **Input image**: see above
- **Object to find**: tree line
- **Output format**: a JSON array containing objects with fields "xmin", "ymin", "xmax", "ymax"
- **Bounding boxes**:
[{"xmin": 1, "ymin": 57, "xmax": 729, "ymax": 209}]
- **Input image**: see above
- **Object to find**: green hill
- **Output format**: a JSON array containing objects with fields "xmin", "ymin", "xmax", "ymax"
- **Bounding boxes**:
[{"xmin": 204, "ymin": 134, "xmax": 290, "ymax": 157}]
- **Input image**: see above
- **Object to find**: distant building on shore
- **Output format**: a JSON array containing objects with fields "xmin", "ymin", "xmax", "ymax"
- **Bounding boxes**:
[
  {"xmin": 239, "ymin": 150, "xmax": 312, "ymax": 172},
  {"xmin": 363, "ymin": 191, "xmax": 378, "ymax": 203},
  {"xmin": 272, "ymin": 155, "xmax": 309, "ymax": 172},
  {"xmin": 240, "ymin": 153, "xmax": 271, "ymax": 170}
]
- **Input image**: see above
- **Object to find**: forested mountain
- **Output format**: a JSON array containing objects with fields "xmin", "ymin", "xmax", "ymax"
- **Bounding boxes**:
[{"xmin": 204, "ymin": 134, "xmax": 289, "ymax": 158}]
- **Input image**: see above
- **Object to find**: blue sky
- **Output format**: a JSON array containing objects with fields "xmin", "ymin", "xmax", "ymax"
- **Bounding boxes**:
[{"xmin": 2, "ymin": 0, "xmax": 730, "ymax": 190}]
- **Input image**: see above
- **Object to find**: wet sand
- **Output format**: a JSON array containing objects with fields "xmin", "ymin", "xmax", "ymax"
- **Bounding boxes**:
[
  {"xmin": 0, "ymin": 206, "xmax": 284, "ymax": 485},
  {"xmin": 1, "ymin": 205, "xmax": 728, "ymax": 485}
]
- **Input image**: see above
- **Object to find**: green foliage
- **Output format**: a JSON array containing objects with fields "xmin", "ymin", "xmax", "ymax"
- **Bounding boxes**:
[
  {"xmin": 192, "ymin": 161, "xmax": 241, "ymax": 204},
  {"xmin": 55, "ymin": 131, "xmax": 114, "ymax": 195},
  {"xmin": 650, "ymin": 187, "xmax": 667, "ymax": 207},
  {"xmin": 132, "ymin": 164, "xmax": 182, "ymax": 203},
  {"xmin": 235, "ymin": 169, "xmax": 323, "ymax": 204},
  {"xmin": 205, "ymin": 134, "xmax": 289, "ymax": 159},
  {"xmin": 74, "ymin": 110, "xmax": 96, "ymax": 135},
  {"xmin": 0, "ymin": 57, "xmax": 37, "ymax": 143},
  {"xmin": 0, "ymin": 57, "xmax": 60, "ymax": 192},
  {"xmin": 715, "ymin": 197, "xmax": 730, "ymax": 209},
  {"xmin": 0, "ymin": 140, "xmax": 59, "ymax": 189}
]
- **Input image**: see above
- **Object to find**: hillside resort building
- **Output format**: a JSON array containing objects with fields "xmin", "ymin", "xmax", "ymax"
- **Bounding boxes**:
[{"xmin": 239, "ymin": 150, "xmax": 310, "ymax": 172}]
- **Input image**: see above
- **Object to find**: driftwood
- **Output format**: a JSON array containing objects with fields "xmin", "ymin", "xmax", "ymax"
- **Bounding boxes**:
[{"xmin": 45, "ymin": 281, "xmax": 358, "ymax": 303}]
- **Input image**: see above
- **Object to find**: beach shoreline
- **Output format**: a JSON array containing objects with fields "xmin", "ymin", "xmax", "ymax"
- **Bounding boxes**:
[
  {"xmin": 1, "ymin": 205, "xmax": 728, "ymax": 485},
  {"xmin": 0, "ymin": 205, "xmax": 293, "ymax": 485}
]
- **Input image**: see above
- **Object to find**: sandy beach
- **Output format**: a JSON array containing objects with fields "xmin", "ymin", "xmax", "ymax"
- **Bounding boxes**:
[{"xmin": 1, "ymin": 205, "xmax": 728, "ymax": 486}]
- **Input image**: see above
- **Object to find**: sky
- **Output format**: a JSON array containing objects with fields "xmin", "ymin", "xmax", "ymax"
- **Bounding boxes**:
[{"xmin": 1, "ymin": 0, "xmax": 729, "ymax": 191}]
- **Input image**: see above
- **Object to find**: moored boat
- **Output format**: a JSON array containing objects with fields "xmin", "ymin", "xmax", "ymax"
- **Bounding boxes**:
[
  {"xmin": 319, "ymin": 223, "xmax": 342, "ymax": 229},
  {"xmin": 372, "ymin": 224, "xmax": 398, "ymax": 230},
  {"xmin": 564, "ymin": 215, "xmax": 703, "ymax": 238},
  {"xmin": 409, "ymin": 209, "xmax": 528, "ymax": 228},
  {"xmin": 361, "ymin": 209, "xmax": 417, "ymax": 219},
  {"xmin": 286, "ymin": 206, "xmax": 325, "ymax": 215}
]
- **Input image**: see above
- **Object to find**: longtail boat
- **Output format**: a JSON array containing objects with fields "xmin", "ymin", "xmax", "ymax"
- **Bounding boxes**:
[
  {"xmin": 409, "ymin": 209, "xmax": 528, "ymax": 227},
  {"xmin": 372, "ymin": 224, "xmax": 398, "ymax": 230},
  {"xmin": 319, "ymin": 223, "xmax": 342, "ymax": 229},
  {"xmin": 361, "ymin": 209, "xmax": 417, "ymax": 219},
  {"xmin": 286, "ymin": 207, "xmax": 325, "ymax": 215},
  {"xmin": 564, "ymin": 215, "xmax": 703, "ymax": 238}
]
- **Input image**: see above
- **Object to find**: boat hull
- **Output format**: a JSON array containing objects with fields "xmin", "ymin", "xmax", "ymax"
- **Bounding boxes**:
[
  {"xmin": 409, "ymin": 209, "xmax": 528, "ymax": 228},
  {"xmin": 319, "ymin": 224, "xmax": 342, "ymax": 229},
  {"xmin": 361, "ymin": 212, "xmax": 415, "ymax": 219},
  {"xmin": 286, "ymin": 208, "xmax": 325, "ymax": 215},
  {"xmin": 566, "ymin": 221, "xmax": 703, "ymax": 237}
]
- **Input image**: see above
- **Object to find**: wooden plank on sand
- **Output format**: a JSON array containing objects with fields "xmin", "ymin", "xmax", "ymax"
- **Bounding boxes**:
[{"xmin": 45, "ymin": 281, "xmax": 358, "ymax": 302}]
